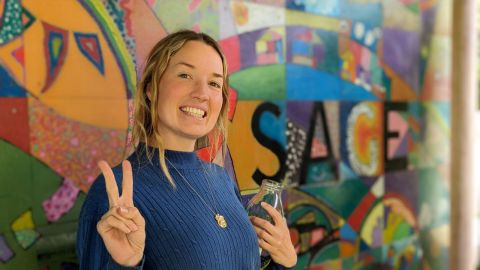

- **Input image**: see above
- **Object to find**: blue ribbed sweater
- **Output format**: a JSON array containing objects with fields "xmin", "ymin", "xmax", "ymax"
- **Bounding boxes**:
[{"xmin": 76, "ymin": 147, "xmax": 291, "ymax": 269}]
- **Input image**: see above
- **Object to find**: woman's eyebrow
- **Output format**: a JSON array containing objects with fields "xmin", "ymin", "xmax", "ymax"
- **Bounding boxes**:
[{"xmin": 175, "ymin": 61, "xmax": 223, "ymax": 78}]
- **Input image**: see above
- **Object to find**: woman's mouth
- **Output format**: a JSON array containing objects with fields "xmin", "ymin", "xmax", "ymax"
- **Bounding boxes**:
[{"xmin": 179, "ymin": 106, "xmax": 207, "ymax": 119}]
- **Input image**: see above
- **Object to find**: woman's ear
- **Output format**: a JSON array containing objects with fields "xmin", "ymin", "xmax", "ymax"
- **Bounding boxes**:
[{"xmin": 146, "ymin": 89, "xmax": 152, "ymax": 101}]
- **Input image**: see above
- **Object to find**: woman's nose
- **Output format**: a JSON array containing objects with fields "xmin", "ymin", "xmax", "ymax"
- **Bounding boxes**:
[{"xmin": 191, "ymin": 80, "xmax": 209, "ymax": 101}]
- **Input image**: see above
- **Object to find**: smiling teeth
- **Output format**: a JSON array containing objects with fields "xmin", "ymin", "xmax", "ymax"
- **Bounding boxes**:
[{"xmin": 180, "ymin": 107, "xmax": 205, "ymax": 118}]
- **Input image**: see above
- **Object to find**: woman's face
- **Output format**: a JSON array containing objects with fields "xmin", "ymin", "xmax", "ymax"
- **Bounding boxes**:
[{"xmin": 152, "ymin": 41, "xmax": 224, "ymax": 151}]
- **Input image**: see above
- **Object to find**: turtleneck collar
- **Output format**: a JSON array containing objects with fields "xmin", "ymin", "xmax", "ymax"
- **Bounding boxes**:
[{"xmin": 132, "ymin": 143, "xmax": 202, "ymax": 169}]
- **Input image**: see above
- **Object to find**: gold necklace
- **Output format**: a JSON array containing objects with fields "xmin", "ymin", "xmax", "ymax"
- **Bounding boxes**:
[{"xmin": 166, "ymin": 158, "xmax": 227, "ymax": 229}]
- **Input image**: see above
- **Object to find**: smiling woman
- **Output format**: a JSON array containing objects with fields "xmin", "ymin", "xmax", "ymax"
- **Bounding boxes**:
[{"xmin": 76, "ymin": 30, "xmax": 297, "ymax": 270}]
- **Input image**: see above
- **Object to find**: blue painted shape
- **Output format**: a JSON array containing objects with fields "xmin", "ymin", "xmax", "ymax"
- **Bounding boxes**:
[
  {"xmin": 341, "ymin": 81, "xmax": 378, "ymax": 101},
  {"xmin": 276, "ymin": 40, "xmax": 284, "ymax": 64},
  {"xmin": 340, "ymin": 161, "xmax": 358, "ymax": 180},
  {"xmin": 286, "ymin": 64, "xmax": 377, "ymax": 100},
  {"xmin": 74, "ymin": 32, "xmax": 105, "ymax": 74},
  {"xmin": 292, "ymin": 40, "xmax": 311, "ymax": 56},
  {"xmin": 0, "ymin": 66, "xmax": 26, "ymax": 97},
  {"xmin": 287, "ymin": 64, "xmax": 341, "ymax": 100},
  {"xmin": 48, "ymin": 31, "xmax": 65, "ymax": 75},
  {"xmin": 340, "ymin": 222, "xmax": 357, "ymax": 241},
  {"xmin": 259, "ymin": 101, "xmax": 287, "ymax": 148}
]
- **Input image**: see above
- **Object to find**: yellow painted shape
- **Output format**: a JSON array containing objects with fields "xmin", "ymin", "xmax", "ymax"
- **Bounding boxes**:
[
  {"xmin": 360, "ymin": 202, "xmax": 383, "ymax": 246},
  {"xmin": 286, "ymin": 9, "xmax": 341, "ymax": 32},
  {"xmin": 22, "ymin": 0, "xmax": 128, "ymax": 129},
  {"xmin": 256, "ymin": 41, "xmax": 267, "ymax": 54},
  {"xmin": 11, "ymin": 210, "xmax": 35, "ymax": 231},
  {"xmin": 0, "ymin": 37, "xmax": 25, "ymax": 85},
  {"xmin": 228, "ymin": 101, "xmax": 281, "ymax": 191}
]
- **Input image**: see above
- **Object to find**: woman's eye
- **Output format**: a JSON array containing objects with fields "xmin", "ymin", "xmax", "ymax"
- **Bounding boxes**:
[
  {"xmin": 178, "ymin": 73, "xmax": 191, "ymax": 79},
  {"xmin": 209, "ymin": 81, "xmax": 221, "ymax": 89}
]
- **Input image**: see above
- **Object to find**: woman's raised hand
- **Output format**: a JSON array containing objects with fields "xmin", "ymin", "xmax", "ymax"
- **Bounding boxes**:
[{"xmin": 96, "ymin": 160, "xmax": 146, "ymax": 267}]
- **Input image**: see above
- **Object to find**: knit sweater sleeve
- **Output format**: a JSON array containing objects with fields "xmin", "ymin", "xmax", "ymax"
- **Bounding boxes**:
[{"xmin": 76, "ymin": 174, "xmax": 145, "ymax": 270}]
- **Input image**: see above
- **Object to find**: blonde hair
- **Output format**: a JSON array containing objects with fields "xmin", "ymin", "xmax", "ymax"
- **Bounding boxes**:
[{"xmin": 130, "ymin": 30, "xmax": 229, "ymax": 186}]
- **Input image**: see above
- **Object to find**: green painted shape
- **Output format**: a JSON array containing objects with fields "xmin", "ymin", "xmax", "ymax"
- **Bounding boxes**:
[
  {"xmin": 406, "ymin": 4, "xmax": 420, "ymax": 14},
  {"xmin": 292, "ymin": 253, "xmax": 310, "ymax": 270},
  {"xmin": 311, "ymin": 243, "xmax": 339, "ymax": 264},
  {"xmin": 229, "ymin": 64, "xmax": 286, "ymax": 100},
  {"xmin": 417, "ymin": 167, "xmax": 450, "ymax": 229},
  {"xmin": 288, "ymin": 206, "xmax": 332, "ymax": 231},
  {"xmin": 14, "ymin": 229, "xmax": 40, "ymax": 249},
  {"xmin": 391, "ymin": 221, "xmax": 413, "ymax": 242},
  {"xmin": 301, "ymin": 180, "xmax": 369, "ymax": 219},
  {"xmin": 0, "ymin": 140, "xmax": 85, "ymax": 268},
  {"xmin": 52, "ymin": 37, "xmax": 62, "ymax": 59},
  {"xmin": 151, "ymin": 0, "xmax": 219, "ymax": 39},
  {"xmin": 306, "ymin": 162, "xmax": 336, "ymax": 183}
]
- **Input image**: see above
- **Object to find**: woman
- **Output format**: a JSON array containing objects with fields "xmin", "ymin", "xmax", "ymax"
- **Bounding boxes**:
[{"xmin": 76, "ymin": 30, "xmax": 297, "ymax": 269}]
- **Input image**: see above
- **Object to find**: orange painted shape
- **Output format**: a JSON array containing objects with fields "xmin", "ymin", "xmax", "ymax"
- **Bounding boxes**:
[
  {"xmin": 0, "ymin": 38, "xmax": 25, "ymax": 85},
  {"xmin": 227, "ymin": 101, "xmax": 281, "ymax": 191},
  {"xmin": 22, "ymin": 0, "xmax": 129, "ymax": 129}
]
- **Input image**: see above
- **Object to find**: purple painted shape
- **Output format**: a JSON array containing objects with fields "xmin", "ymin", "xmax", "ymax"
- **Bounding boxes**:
[
  {"xmin": 239, "ymin": 29, "xmax": 266, "ymax": 68},
  {"xmin": 382, "ymin": 28, "xmax": 420, "ymax": 92},
  {"xmin": 385, "ymin": 170, "xmax": 418, "ymax": 214},
  {"xmin": 393, "ymin": 132, "xmax": 409, "ymax": 157},
  {"xmin": 287, "ymin": 101, "xmax": 314, "ymax": 130},
  {"xmin": 0, "ymin": 234, "xmax": 14, "ymax": 263},
  {"xmin": 286, "ymin": 26, "xmax": 308, "ymax": 63}
]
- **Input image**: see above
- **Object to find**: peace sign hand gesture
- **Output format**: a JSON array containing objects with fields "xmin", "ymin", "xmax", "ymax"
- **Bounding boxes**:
[{"xmin": 96, "ymin": 160, "xmax": 146, "ymax": 267}]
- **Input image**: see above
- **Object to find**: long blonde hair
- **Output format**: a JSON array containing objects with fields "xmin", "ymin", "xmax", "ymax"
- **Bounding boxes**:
[{"xmin": 130, "ymin": 30, "xmax": 229, "ymax": 186}]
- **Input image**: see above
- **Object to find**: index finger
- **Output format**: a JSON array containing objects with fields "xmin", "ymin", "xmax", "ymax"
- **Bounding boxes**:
[
  {"xmin": 261, "ymin": 202, "xmax": 284, "ymax": 226},
  {"xmin": 98, "ymin": 160, "xmax": 119, "ymax": 207},
  {"xmin": 121, "ymin": 160, "xmax": 134, "ymax": 207}
]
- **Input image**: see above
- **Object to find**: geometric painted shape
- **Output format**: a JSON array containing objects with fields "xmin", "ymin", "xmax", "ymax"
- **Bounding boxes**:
[
  {"xmin": 0, "ymin": 65, "xmax": 27, "ymax": 97},
  {"xmin": 339, "ymin": 161, "xmax": 358, "ymax": 180},
  {"xmin": 28, "ymin": 98, "xmax": 127, "ymax": 192},
  {"xmin": 382, "ymin": 28, "xmax": 420, "ymax": 93},
  {"xmin": 11, "ymin": 209, "xmax": 35, "ymax": 231},
  {"xmin": 42, "ymin": 179, "xmax": 80, "ymax": 222},
  {"xmin": 0, "ymin": 234, "xmax": 14, "ymax": 263},
  {"xmin": 360, "ymin": 202, "xmax": 383, "ymax": 247},
  {"xmin": 229, "ymin": 64, "xmax": 286, "ymax": 100},
  {"xmin": 13, "ymin": 230, "xmax": 40, "ymax": 249},
  {"xmin": 11, "ymin": 45, "xmax": 25, "ymax": 67},
  {"xmin": 11, "ymin": 209, "xmax": 40, "ymax": 249},
  {"xmin": 41, "ymin": 22, "xmax": 68, "ymax": 93},
  {"xmin": 231, "ymin": 1, "xmax": 285, "ymax": 34},
  {"xmin": 371, "ymin": 176, "xmax": 384, "ymax": 198},
  {"xmin": 347, "ymin": 191, "xmax": 377, "ymax": 232},
  {"xmin": 340, "ymin": 222, "xmax": 358, "ymax": 242},
  {"xmin": 0, "ymin": 98, "xmax": 30, "ymax": 153},
  {"xmin": 286, "ymin": 64, "xmax": 378, "ymax": 100},
  {"xmin": 0, "ymin": 0, "xmax": 26, "ymax": 45},
  {"xmin": 74, "ymin": 32, "xmax": 104, "ymax": 74}
]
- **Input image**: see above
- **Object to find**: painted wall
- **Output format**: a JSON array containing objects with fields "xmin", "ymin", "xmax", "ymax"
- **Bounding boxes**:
[{"xmin": 0, "ymin": 0, "xmax": 451, "ymax": 269}]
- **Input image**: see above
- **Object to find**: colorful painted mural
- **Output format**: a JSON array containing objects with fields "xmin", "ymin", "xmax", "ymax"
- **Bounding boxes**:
[{"xmin": 0, "ymin": 0, "xmax": 451, "ymax": 269}]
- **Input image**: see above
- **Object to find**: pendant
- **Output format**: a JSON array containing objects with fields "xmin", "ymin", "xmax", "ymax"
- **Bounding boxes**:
[{"xmin": 215, "ymin": 213, "xmax": 227, "ymax": 228}]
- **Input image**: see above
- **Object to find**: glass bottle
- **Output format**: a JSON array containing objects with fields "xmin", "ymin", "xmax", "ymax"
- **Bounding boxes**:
[
  {"xmin": 246, "ymin": 179, "xmax": 285, "ymax": 256},
  {"xmin": 246, "ymin": 179, "xmax": 285, "ymax": 221}
]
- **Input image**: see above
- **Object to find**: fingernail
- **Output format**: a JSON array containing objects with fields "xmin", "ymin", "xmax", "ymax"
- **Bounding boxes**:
[
  {"xmin": 120, "ymin": 207, "xmax": 128, "ymax": 213},
  {"xmin": 261, "ymin": 202, "xmax": 266, "ymax": 207}
]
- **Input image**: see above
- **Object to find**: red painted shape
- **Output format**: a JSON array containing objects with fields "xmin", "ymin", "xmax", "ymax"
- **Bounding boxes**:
[
  {"xmin": 347, "ymin": 192, "xmax": 377, "ymax": 232},
  {"xmin": 220, "ymin": 36, "xmax": 241, "ymax": 73},
  {"xmin": 228, "ymin": 88, "xmax": 238, "ymax": 121},
  {"xmin": 0, "ymin": 98, "xmax": 30, "ymax": 153},
  {"xmin": 11, "ymin": 46, "xmax": 25, "ymax": 66}
]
